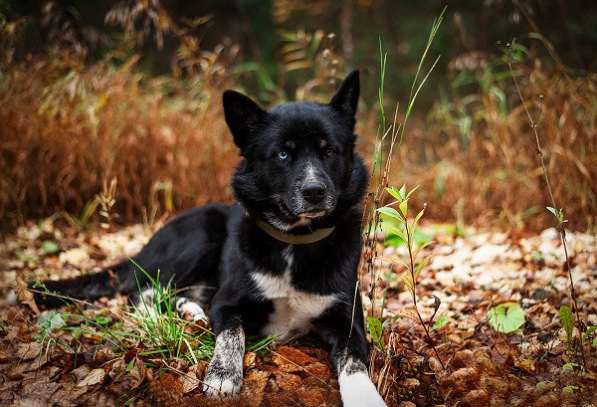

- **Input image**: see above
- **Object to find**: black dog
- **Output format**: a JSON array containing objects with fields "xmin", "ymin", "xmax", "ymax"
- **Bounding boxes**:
[{"xmin": 32, "ymin": 71, "xmax": 386, "ymax": 406}]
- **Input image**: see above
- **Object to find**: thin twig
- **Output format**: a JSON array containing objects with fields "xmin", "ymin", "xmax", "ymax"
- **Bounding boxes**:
[
  {"xmin": 403, "ymin": 218, "xmax": 445, "ymax": 369},
  {"xmin": 507, "ymin": 55, "xmax": 586, "ymax": 368}
]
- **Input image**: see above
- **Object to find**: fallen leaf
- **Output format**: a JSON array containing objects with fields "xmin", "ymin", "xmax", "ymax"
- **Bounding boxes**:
[
  {"xmin": 275, "ymin": 372, "xmax": 302, "ymax": 392},
  {"xmin": 70, "ymin": 365, "xmax": 91, "ymax": 381},
  {"xmin": 181, "ymin": 371, "xmax": 199, "ymax": 393},
  {"xmin": 243, "ymin": 351, "xmax": 256, "ymax": 369},
  {"xmin": 305, "ymin": 362, "xmax": 332, "ymax": 380},
  {"xmin": 404, "ymin": 377, "xmax": 420, "ymax": 389},
  {"xmin": 15, "ymin": 276, "xmax": 39, "ymax": 315},
  {"xmin": 17, "ymin": 342, "xmax": 42, "ymax": 360},
  {"xmin": 129, "ymin": 357, "xmax": 146, "ymax": 389},
  {"xmin": 77, "ymin": 368, "xmax": 105, "ymax": 387},
  {"xmin": 0, "ymin": 349, "xmax": 12, "ymax": 363},
  {"xmin": 240, "ymin": 370, "xmax": 270, "ymax": 407},
  {"xmin": 150, "ymin": 372, "xmax": 184, "ymax": 405},
  {"xmin": 514, "ymin": 358, "xmax": 536, "ymax": 374},
  {"xmin": 462, "ymin": 389, "xmax": 489, "ymax": 406},
  {"xmin": 272, "ymin": 346, "xmax": 316, "ymax": 372},
  {"xmin": 19, "ymin": 377, "xmax": 61, "ymax": 402},
  {"xmin": 296, "ymin": 386, "xmax": 331, "ymax": 407},
  {"xmin": 445, "ymin": 367, "xmax": 480, "ymax": 391}
]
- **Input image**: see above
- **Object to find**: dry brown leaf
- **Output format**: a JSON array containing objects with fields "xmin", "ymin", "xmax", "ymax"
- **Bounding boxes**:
[
  {"xmin": 19, "ymin": 377, "xmax": 62, "ymax": 403},
  {"xmin": 304, "ymin": 362, "xmax": 332, "ymax": 380},
  {"xmin": 129, "ymin": 357, "xmax": 146, "ymax": 389},
  {"xmin": 17, "ymin": 342, "xmax": 42, "ymax": 360},
  {"xmin": 296, "ymin": 386, "xmax": 333, "ymax": 407},
  {"xmin": 15, "ymin": 276, "xmax": 39, "ymax": 315},
  {"xmin": 77, "ymin": 368, "xmax": 105, "ymax": 387},
  {"xmin": 108, "ymin": 357, "xmax": 126, "ymax": 381},
  {"xmin": 451, "ymin": 349, "xmax": 475, "ymax": 369},
  {"xmin": 243, "ymin": 351, "xmax": 256, "ymax": 369},
  {"xmin": 404, "ymin": 377, "xmax": 420, "ymax": 389},
  {"xmin": 181, "ymin": 371, "xmax": 200, "ymax": 394},
  {"xmin": 150, "ymin": 372, "xmax": 184, "ymax": 405},
  {"xmin": 275, "ymin": 371, "xmax": 302, "ymax": 392},
  {"xmin": 70, "ymin": 365, "xmax": 91, "ymax": 381},
  {"xmin": 514, "ymin": 358, "xmax": 536, "ymax": 374},
  {"xmin": 272, "ymin": 346, "xmax": 316, "ymax": 372},
  {"xmin": 50, "ymin": 385, "xmax": 90, "ymax": 407},
  {"xmin": 446, "ymin": 367, "xmax": 480, "ymax": 392},
  {"xmin": 240, "ymin": 370, "xmax": 270, "ymax": 407},
  {"xmin": 462, "ymin": 389, "xmax": 489, "ymax": 407}
]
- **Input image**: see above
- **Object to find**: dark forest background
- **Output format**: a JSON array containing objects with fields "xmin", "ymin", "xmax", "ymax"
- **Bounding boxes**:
[{"xmin": 3, "ymin": 0, "xmax": 596, "ymax": 104}]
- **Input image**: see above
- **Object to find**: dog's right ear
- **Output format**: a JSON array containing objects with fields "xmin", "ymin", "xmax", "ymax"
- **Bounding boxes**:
[{"xmin": 223, "ymin": 90, "xmax": 267, "ymax": 151}]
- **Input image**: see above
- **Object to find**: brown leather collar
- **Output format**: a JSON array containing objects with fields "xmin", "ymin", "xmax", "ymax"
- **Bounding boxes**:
[{"xmin": 255, "ymin": 219, "xmax": 335, "ymax": 245}]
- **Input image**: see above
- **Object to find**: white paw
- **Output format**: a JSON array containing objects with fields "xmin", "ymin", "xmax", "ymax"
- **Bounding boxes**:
[
  {"xmin": 176, "ymin": 298, "xmax": 208, "ymax": 323},
  {"xmin": 202, "ymin": 367, "xmax": 242, "ymax": 399},
  {"xmin": 134, "ymin": 289, "xmax": 159, "ymax": 320},
  {"xmin": 339, "ymin": 371, "xmax": 386, "ymax": 407}
]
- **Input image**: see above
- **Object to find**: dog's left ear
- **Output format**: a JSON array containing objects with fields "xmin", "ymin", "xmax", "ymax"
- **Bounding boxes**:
[
  {"xmin": 223, "ymin": 90, "xmax": 267, "ymax": 151},
  {"xmin": 330, "ymin": 70, "xmax": 359, "ymax": 118}
]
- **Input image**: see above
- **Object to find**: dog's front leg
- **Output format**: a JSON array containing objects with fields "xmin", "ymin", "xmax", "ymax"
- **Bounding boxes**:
[
  {"xmin": 315, "ymin": 302, "xmax": 387, "ymax": 407},
  {"xmin": 202, "ymin": 317, "xmax": 245, "ymax": 399}
]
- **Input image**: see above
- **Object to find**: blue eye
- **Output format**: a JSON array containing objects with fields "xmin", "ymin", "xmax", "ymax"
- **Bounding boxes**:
[{"xmin": 278, "ymin": 151, "xmax": 289, "ymax": 160}]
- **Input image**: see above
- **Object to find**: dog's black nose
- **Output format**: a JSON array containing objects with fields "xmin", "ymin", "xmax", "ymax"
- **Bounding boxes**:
[{"xmin": 301, "ymin": 182, "xmax": 326, "ymax": 204}]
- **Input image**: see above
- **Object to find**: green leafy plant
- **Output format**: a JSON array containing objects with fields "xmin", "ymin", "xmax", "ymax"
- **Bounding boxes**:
[
  {"xmin": 363, "ymin": 7, "xmax": 445, "ymax": 313},
  {"xmin": 378, "ymin": 185, "xmax": 433, "ymax": 290},
  {"xmin": 367, "ymin": 316, "xmax": 385, "ymax": 353},
  {"xmin": 62, "ymin": 198, "xmax": 99, "ymax": 231},
  {"xmin": 128, "ymin": 259, "xmax": 215, "ymax": 361},
  {"xmin": 559, "ymin": 305, "xmax": 574, "ymax": 344},
  {"xmin": 561, "ymin": 362, "xmax": 580, "ymax": 373},
  {"xmin": 377, "ymin": 184, "xmax": 444, "ymax": 367},
  {"xmin": 36, "ymin": 311, "xmax": 67, "ymax": 339},
  {"xmin": 360, "ymin": 9, "xmax": 446, "ymax": 376},
  {"xmin": 583, "ymin": 325, "xmax": 597, "ymax": 348},
  {"xmin": 432, "ymin": 314, "xmax": 449, "ymax": 331},
  {"xmin": 35, "ymin": 310, "xmax": 67, "ymax": 356},
  {"xmin": 487, "ymin": 302, "xmax": 525, "ymax": 334},
  {"xmin": 40, "ymin": 240, "xmax": 60, "ymax": 255},
  {"xmin": 562, "ymin": 385, "xmax": 579, "ymax": 394}
]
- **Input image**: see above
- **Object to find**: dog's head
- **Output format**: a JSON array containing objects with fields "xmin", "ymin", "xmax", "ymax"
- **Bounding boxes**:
[{"xmin": 224, "ymin": 71, "xmax": 368, "ymax": 231}]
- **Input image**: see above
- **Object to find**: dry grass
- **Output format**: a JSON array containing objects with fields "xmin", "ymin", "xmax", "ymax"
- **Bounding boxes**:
[
  {"xmin": 0, "ymin": 54, "xmax": 238, "ymax": 229},
  {"xmin": 0, "ymin": 53, "xmax": 594, "ymax": 231},
  {"xmin": 381, "ymin": 63, "xmax": 596, "ymax": 231}
]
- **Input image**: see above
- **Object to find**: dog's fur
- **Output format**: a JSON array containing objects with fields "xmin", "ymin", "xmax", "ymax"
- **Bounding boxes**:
[{"xmin": 31, "ymin": 71, "xmax": 386, "ymax": 406}]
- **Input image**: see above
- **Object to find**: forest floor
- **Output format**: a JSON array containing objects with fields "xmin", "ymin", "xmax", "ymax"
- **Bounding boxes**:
[{"xmin": 0, "ymin": 218, "xmax": 595, "ymax": 406}]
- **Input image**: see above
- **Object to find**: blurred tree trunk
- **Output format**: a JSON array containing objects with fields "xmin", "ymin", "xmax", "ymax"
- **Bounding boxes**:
[{"xmin": 340, "ymin": 0, "xmax": 353, "ymax": 64}]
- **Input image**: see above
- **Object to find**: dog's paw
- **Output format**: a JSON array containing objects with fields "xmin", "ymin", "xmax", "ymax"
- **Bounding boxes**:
[
  {"xmin": 339, "ymin": 370, "xmax": 386, "ymax": 407},
  {"xmin": 175, "ymin": 298, "xmax": 208, "ymax": 323},
  {"xmin": 202, "ymin": 365, "xmax": 242, "ymax": 399}
]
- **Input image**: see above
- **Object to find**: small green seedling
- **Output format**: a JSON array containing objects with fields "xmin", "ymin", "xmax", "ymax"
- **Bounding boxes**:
[
  {"xmin": 487, "ymin": 302, "xmax": 525, "ymax": 334},
  {"xmin": 559, "ymin": 305, "xmax": 574, "ymax": 344},
  {"xmin": 432, "ymin": 314, "xmax": 449, "ymax": 330}
]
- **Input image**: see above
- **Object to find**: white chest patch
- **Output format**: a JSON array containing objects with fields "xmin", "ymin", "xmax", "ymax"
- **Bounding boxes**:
[{"xmin": 250, "ymin": 248, "xmax": 337, "ymax": 341}]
